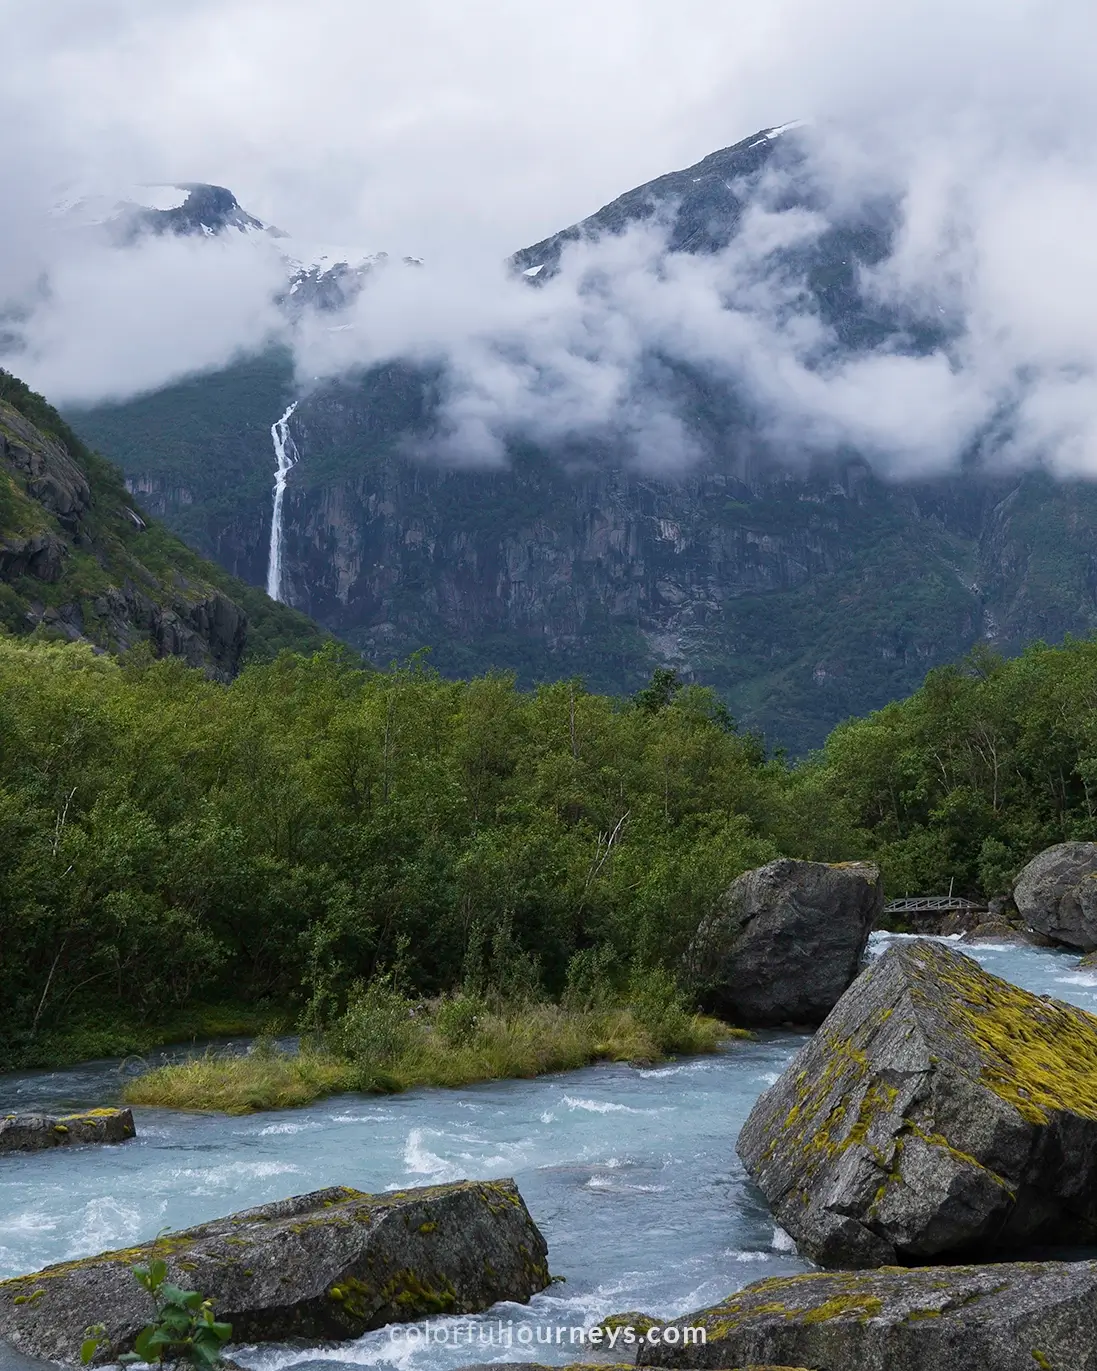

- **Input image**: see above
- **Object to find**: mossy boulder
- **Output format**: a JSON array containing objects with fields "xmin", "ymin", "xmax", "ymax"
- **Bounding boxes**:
[
  {"xmin": 594, "ymin": 1309, "xmax": 662, "ymax": 1337},
  {"xmin": 1012, "ymin": 841, "xmax": 1097, "ymax": 950},
  {"xmin": 737, "ymin": 939, "xmax": 1097, "ymax": 1266},
  {"xmin": 0, "ymin": 1109, "xmax": 135, "ymax": 1154},
  {"xmin": 0, "ymin": 1180, "xmax": 549, "ymax": 1365},
  {"xmin": 686, "ymin": 859, "xmax": 881, "ymax": 1026},
  {"xmin": 635, "ymin": 1260, "xmax": 1097, "ymax": 1370}
]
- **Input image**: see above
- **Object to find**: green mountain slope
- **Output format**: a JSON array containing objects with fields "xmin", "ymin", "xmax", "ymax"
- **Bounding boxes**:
[{"xmin": 1, "ymin": 369, "xmax": 327, "ymax": 669}]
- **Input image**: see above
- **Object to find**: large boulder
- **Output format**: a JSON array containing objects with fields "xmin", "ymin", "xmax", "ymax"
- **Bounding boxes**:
[
  {"xmin": 686, "ymin": 859, "xmax": 881, "ymax": 1026},
  {"xmin": 0, "ymin": 1110, "xmax": 135, "ymax": 1154},
  {"xmin": 1012, "ymin": 841, "xmax": 1097, "ymax": 949},
  {"xmin": 0, "ymin": 1180, "xmax": 550, "ymax": 1365},
  {"xmin": 636, "ymin": 1260, "xmax": 1097, "ymax": 1370},
  {"xmin": 737, "ymin": 939, "xmax": 1097, "ymax": 1267}
]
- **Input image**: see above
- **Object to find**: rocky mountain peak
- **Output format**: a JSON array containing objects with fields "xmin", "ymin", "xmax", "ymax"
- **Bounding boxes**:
[
  {"xmin": 510, "ymin": 122, "xmax": 810, "ymax": 279},
  {"xmin": 125, "ymin": 182, "xmax": 274, "ymax": 240}
]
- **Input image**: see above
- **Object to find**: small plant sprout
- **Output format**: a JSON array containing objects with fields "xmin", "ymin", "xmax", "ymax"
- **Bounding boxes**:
[{"xmin": 80, "ymin": 1259, "xmax": 232, "ymax": 1368}]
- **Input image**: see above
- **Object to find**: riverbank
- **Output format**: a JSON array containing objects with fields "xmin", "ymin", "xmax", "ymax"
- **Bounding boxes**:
[
  {"xmin": 1, "ymin": 1002, "xmax": 284, "ymax": 1075},
  {"xmin": 123, "ymin": 1003, "xmax": 742, "ymax": 1113}
]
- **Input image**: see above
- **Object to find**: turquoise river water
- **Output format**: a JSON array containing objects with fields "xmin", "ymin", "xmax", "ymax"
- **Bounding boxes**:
[{"xmin": 2, "ymin": 934, "xmax": 1096, "ymax": 1369}]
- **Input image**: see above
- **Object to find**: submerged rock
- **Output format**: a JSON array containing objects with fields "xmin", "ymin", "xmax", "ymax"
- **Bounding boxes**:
[
  {"xmin": 686, "ymin": 859, "xmax": 881, "ymax": 1026},
  {"xmin": 1012, "ymin": 841, "xmax": 1097, "ymax": 949},
  {"xmin": 636, "ymin": 1260, "xmax": 1097, "ymax": 1370},
  {"xmin": 0, "ymin": 1110, "xmax": 135, "ymax": 1154},
  {"xmin": 959, "ymin": 920, "xmax": 1052, "ymax": 946},
  {"xmin": 0, "ymin": 1180, "xmax": 549, "ymax": 1365},
  {"xmin": 737, "ymin": 939, "xmax": 1097, "ymax": 1267}
]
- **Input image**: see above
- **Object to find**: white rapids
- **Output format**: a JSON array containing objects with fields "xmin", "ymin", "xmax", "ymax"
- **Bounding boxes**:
[{"xmin": 266, "ymin": 402, "xmax": 300, "ymax": 602}]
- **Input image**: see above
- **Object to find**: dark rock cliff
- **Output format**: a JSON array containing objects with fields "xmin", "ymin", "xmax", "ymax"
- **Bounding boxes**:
[{"xmin": 77, "ymin": 349, "xmax": 1097, "ymax": 753}]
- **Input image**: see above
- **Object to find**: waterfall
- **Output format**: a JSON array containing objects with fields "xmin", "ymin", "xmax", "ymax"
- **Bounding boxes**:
[{"xmin": 266, "ymin": 401, "xmax": 300, "ymax": 602}]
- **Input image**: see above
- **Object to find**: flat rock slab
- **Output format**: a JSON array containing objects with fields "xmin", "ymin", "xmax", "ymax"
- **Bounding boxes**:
[
  {"xmin": 959, "ymin": 921, "xmax": 1051, "ymax": 947},
  {"xmin": 0, "ymin": 1180, "xmax": 549, "ymax": 1365},
  {"xmin": 0, "ymin": 1110, "xmax": 135, "ymax": 1154},
  {"xmin": 738, "ymin": 938, "xmax": 1097, "ymax": 1267},
  {"xmin": 636, "ymin": 1260, "xmax": 1097, "ymax": 1370},
  {"xmin": 687, "ymin": 859, "xmax": 881, "ymax": 1027}
]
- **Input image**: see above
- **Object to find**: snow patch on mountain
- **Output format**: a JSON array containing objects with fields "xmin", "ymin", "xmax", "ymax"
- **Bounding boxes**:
[{"xmin": 749, "ymin": 119, "xmax": 808, "ymax": 148}]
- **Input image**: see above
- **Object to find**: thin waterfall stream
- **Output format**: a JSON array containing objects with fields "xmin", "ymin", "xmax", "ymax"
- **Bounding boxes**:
[{"xmin": 266, "ymin": 402, "xmax": 300, "ymax": 602}]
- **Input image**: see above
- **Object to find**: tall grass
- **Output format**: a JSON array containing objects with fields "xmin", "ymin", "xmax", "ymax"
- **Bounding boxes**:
[{"xmin": 123, "ymin": 996, "xmax": 744, "ymax": 1114}]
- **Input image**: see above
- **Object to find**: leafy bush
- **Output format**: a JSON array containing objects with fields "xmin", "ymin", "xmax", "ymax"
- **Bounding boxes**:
[
  {"xmin": 626, "ymin": 966, "xmax": 695, "ymax": 1053},
  {"xmin": 326, "ymin": 975, "xmax": 418, "ymax": 1090},
  {"xmin": 563, "ymin": 946, "xmax": 618, "ymax": 1011},
  {"xmin": 434, "ymin": 993, "xmax": 487, "ymax": 1046},
  {"xmin": 12, "ymin": 622, "xmax": 1097, "ymax": 1071}
]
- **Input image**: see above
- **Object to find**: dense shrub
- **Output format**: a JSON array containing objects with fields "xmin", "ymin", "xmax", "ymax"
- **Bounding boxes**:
[{"xmin": 8, "ymin": 626, "xmax": 1097, "ymax": 1070}]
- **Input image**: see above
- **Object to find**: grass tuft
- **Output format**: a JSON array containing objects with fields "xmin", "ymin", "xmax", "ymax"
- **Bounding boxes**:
[{"xmin": 123, "ymin": 1003, "xmax": 743, "ymax": 1114}]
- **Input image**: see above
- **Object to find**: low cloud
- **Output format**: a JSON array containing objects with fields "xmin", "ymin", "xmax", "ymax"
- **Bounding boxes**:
[
  {"xmin": 11, "ymin": 231, "xmax": 287, "ymax": 405},
  {"xmin": 3, "ymin": 0, "xmax": 1097, "ymax": 481},
  {"xmin": 291, "ymin": 122, "xmax": 1097, "ymax": 481}
]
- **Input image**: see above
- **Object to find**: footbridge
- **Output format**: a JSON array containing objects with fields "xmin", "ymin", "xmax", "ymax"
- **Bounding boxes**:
[{"xmin": 883, "ymin": 895, "xmax": 987, "ymax": 917}]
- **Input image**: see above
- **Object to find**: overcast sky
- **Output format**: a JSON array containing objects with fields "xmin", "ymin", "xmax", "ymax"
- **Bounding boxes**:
[
  {"xmin": 4, "ymin": 0, "xmax": 1097, "ymax": 478},
  {"xmin": 5, "ymin": 0, "xmax": 1091, "ymax": 258}
]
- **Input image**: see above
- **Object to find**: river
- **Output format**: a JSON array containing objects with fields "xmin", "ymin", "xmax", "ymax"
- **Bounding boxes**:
[{"xmin": 2, "ymin": 934, "xmax": 1095, "ymax": 1369}]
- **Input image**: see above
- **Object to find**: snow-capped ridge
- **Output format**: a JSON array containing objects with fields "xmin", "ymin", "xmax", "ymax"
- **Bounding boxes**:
[{"xmin": 49, "ymin": 180, "xmax": 395, "ymax": 317}]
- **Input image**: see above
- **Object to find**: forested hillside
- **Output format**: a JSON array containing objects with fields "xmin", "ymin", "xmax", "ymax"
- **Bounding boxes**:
[{"xmin": 4, "ymin": 628, "xmax": 1097, "ymax": 1070}]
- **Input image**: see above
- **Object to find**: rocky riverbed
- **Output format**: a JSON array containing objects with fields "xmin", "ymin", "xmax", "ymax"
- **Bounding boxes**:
[{"xmin": 3, "ymin": 934, "xmax": 1097, "ymax": 1370}]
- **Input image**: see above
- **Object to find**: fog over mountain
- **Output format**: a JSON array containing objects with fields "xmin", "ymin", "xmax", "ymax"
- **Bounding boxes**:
[{"xmin": 3, "ymin": 0, "xmax": 1097, "ymax": 482}]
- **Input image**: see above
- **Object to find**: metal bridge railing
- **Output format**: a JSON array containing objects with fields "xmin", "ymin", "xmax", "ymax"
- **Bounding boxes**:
[{"xmin": 883, "ymin": 895, "xmax": 987, "ymax": 914}]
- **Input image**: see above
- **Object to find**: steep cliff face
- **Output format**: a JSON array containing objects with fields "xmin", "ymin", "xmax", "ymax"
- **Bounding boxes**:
[
  {"xmin": 273, "ymin": 409, "xmax": 1010, "ymax": 752},
  {"xmin": 84, "ymin": 376, "xmax": 992, "ymax": 749},
  {"xmin": 0, "ymin": 371, "xmax": 325, "ymax": 673},
  {"xmin": 89, "ymin": 365, "xmax": 1095, "ymax": 753}
]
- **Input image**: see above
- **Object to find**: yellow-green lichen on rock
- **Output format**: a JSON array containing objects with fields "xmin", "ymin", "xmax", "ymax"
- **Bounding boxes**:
[
  {"xmin": 737, "ymin": 940, "xmax": 1097, "ymax": 1268},
  {"xmin": 634, "ymin": 1260, "xmax": 1097, "ymax": 1371},
  {"xmin": 0, "ymin": 1108, "xmax": 135, "ymax": 1154},
  {"xmin": 0, "ymin": 1179, "xmax": 549, "ymax": 1366}
]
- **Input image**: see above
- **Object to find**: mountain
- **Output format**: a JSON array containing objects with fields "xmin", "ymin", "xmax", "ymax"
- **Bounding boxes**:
[
  {"xmin": 0, "ymin": 369, "xmax": 326, "ymax": 671},
  {"xmin": 54, "ymin": 179, "xmax": 390, "ymax": 315},
  {"xmin": 65, "ymin": 130, "xmax": 1097, "ymax": 751}
]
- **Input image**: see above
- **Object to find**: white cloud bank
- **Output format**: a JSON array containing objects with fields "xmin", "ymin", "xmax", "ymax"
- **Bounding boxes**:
[{"xmin": 2, "ymin": 0, "xmax": 1097, "ymax": 478}]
